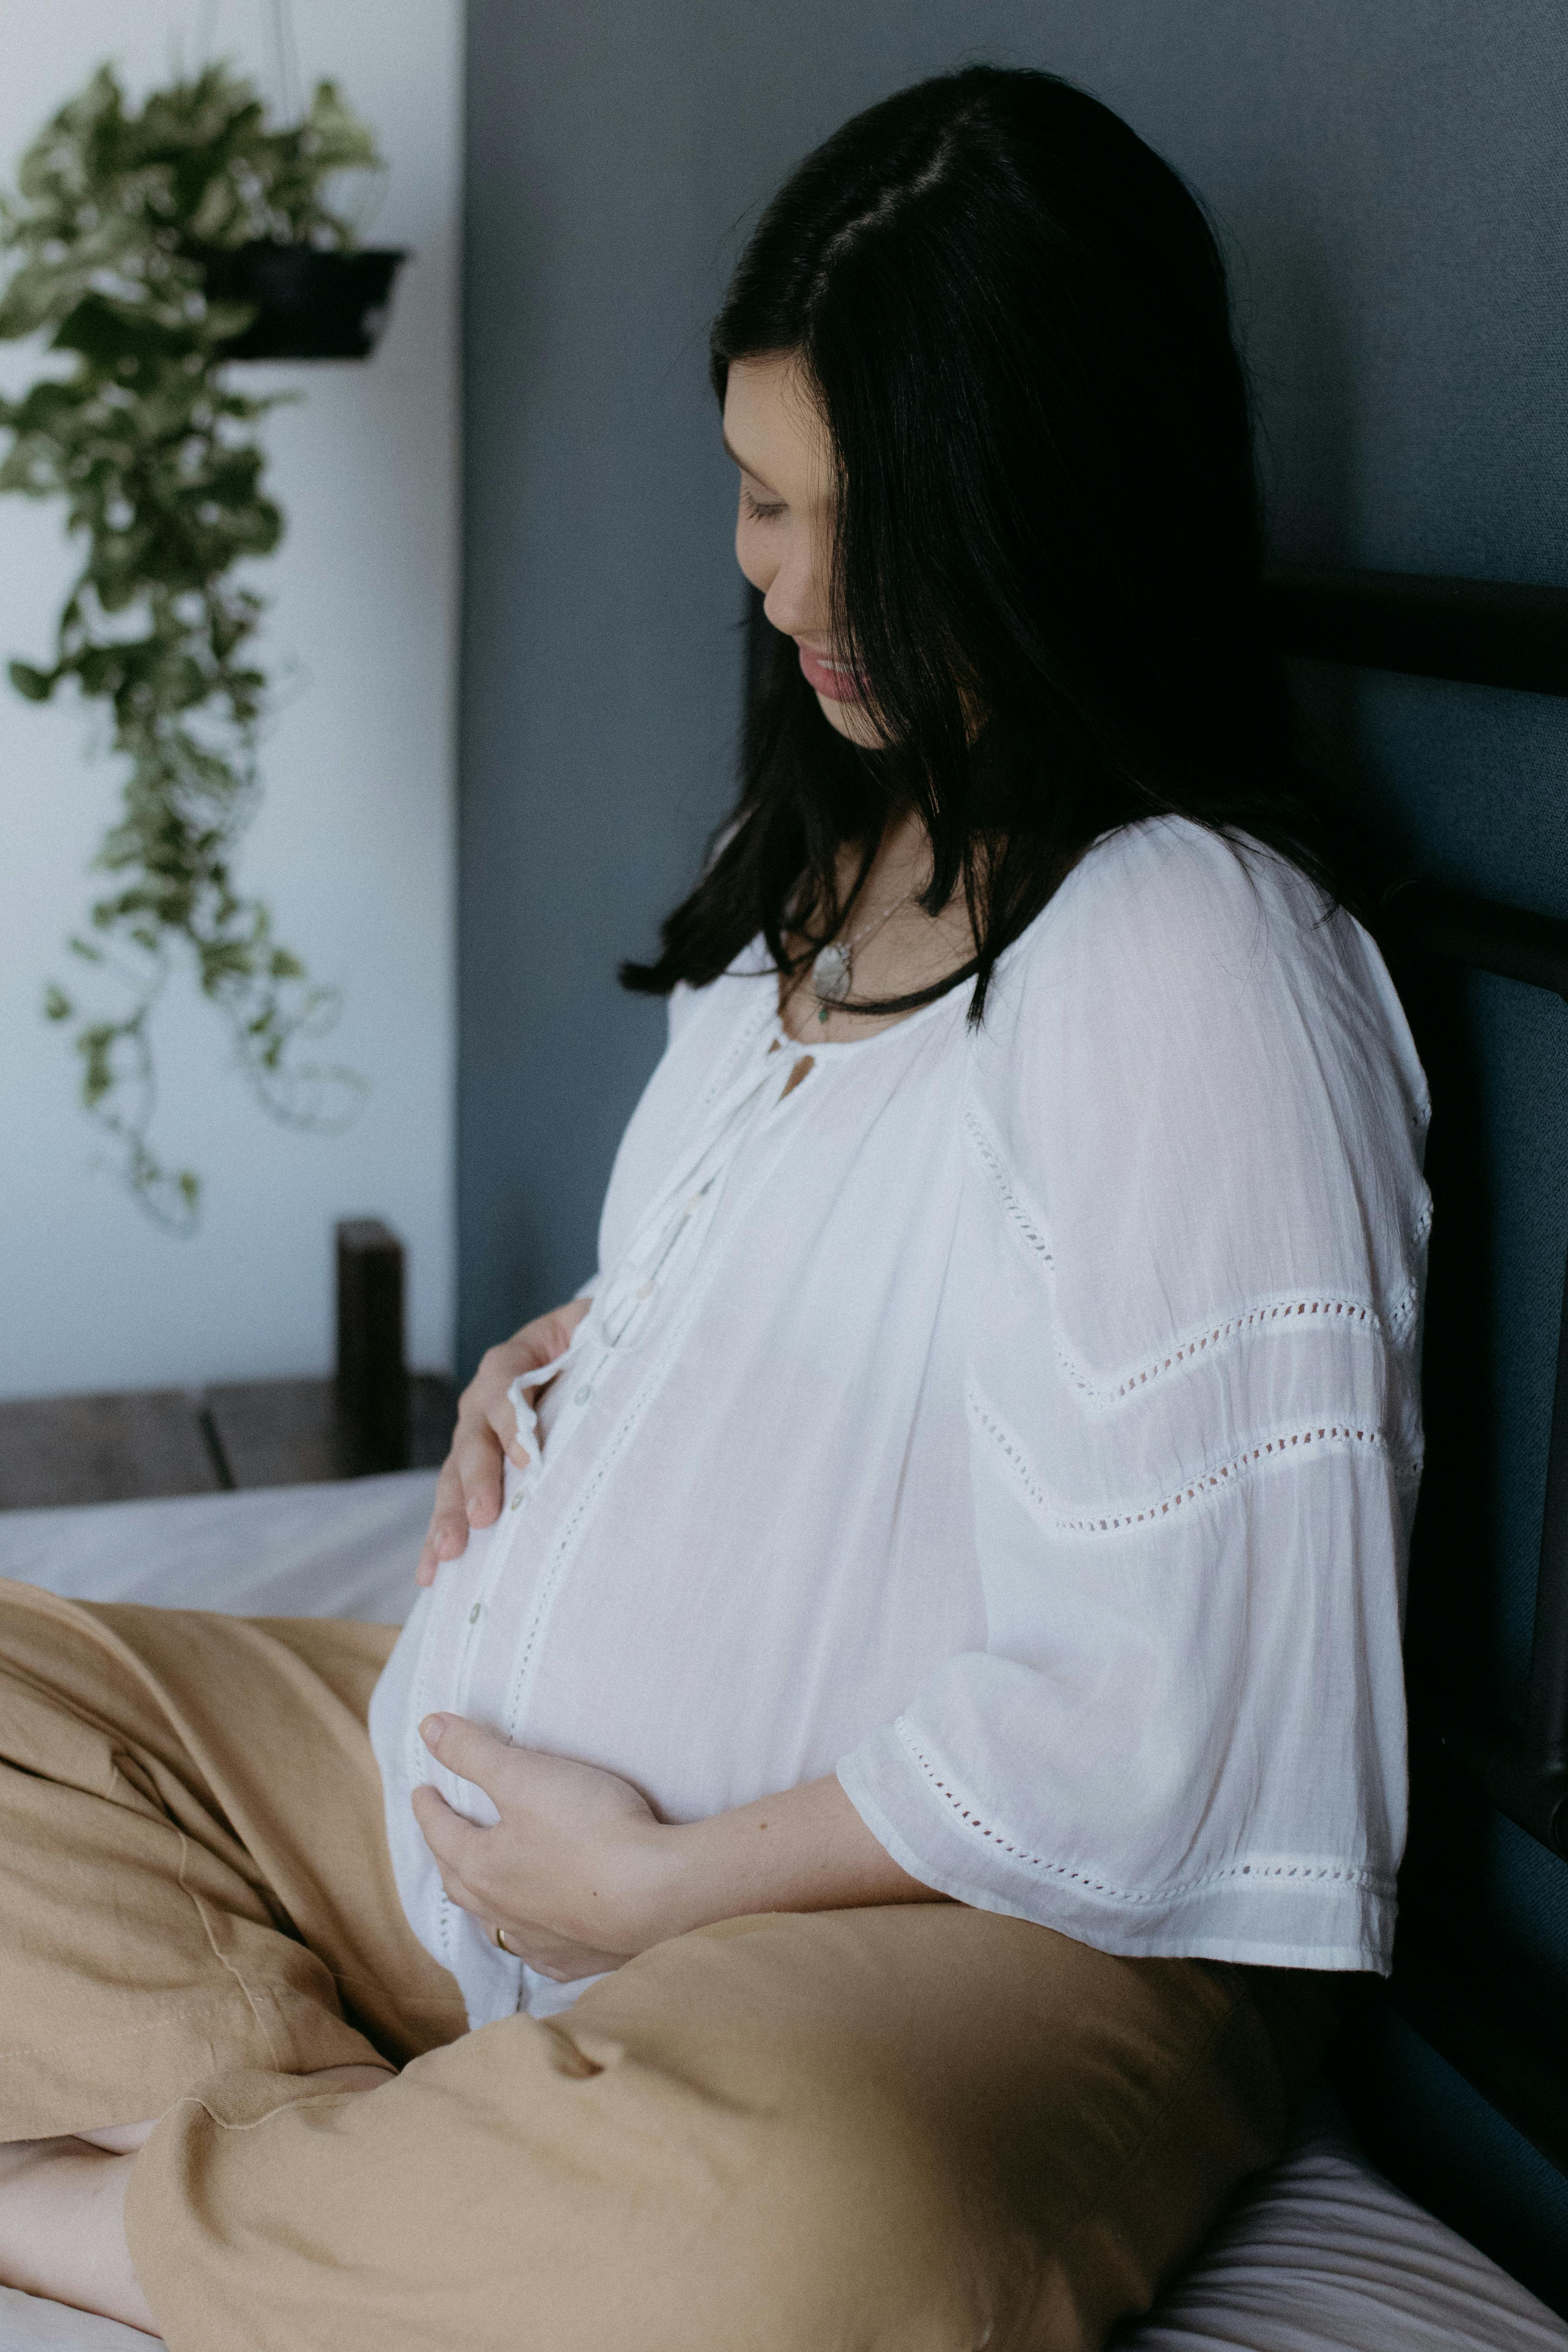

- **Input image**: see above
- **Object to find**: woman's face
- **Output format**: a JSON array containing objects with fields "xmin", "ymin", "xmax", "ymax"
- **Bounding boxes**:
[{"xmin": 723, "ymin": 355, "xmax": 881, "ymax": 748}]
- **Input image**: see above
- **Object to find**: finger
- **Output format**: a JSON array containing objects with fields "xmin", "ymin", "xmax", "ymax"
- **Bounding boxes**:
[
  {"xmin": 416, "ymin": 1464, "xmax": 472, "ymax": 1585},
  {"xmin": 420, "ymin": 1711, "xmax": 514, "ymax": 1801},
  {"xmin": 416, "ymin": 1459, "xmax": 473, "ymax": 1586},
  {"xmin": 432, "ymin": 1858, "xmax": 487, "ymax": 1923},
  {"xmin": 487, "ymin": 1354, "xmax": 568, "ymax": 1470},
  {"xmin": 483, "ymin": 1390, "xmax": 532, "ymax": 1473},
  {"xmin": 450, "ymin": 1419, "xmax": 506, "ymax": 1529},
  {"xmin": 410, "ymin": 1780, "xmax": 490, "ymax": 1884}
]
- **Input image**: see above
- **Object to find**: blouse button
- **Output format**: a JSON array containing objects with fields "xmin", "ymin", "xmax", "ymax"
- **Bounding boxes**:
[
  {"xmin": 509, "ymin": 1491, "xmax": 523, "ymax": 1512},
  {"xmin": 574, "ymin": 1386, "xmax": 591, "ymax": 1405},
  {"xmin": 468, "ymin": 1603, "xmax": 482, "ymax": 1624}
]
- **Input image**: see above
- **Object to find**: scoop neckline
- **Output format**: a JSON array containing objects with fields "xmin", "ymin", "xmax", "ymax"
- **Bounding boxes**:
[
  {"xmin": 735, "ymin": 821, "xmax": 1206, "ymax": 1066},
  {"xmin": 765, "ymin": 976, "xmax": 967, "ymax": 1059}
]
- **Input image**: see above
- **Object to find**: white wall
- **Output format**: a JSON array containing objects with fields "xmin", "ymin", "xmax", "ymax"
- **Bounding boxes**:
[{"xmin": 0, "ymin": 0, "xmax": 461, "ymax": 1397}]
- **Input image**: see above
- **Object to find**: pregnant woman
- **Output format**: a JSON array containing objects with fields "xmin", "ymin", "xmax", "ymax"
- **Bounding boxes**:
[{"xmin": 0, "ymin": 65, "xmax": 1427, "ymax": 2352}]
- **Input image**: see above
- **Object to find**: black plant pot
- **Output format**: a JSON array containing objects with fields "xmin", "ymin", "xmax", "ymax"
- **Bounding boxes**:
[{"xmin": 200, "ymin": 243, "xmax": 407, "ymax": 361}]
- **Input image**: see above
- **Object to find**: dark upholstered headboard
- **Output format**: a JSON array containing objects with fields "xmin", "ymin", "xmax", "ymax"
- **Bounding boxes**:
[
  {"xmin": 743, "ymin": 570, "xmax": 1568, "ymax": 2308},
  {"xmin": 1283, "ymin": 572, "xmax": 1568, "ymax": 2311}
]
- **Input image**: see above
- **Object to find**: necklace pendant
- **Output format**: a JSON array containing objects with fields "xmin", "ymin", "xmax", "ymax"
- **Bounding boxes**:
[{"xmin": 812, "ymin": 940, "xmax": 852, "ymax": 1003}]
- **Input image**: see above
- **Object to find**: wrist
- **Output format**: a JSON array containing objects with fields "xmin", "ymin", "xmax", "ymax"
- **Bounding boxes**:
[
  {"xmin": 603, "ymin": 1819, "xmax": 700, "ymax": 1954},
  {"xmin": 536, "ymin": 1820, "xmax": 686, "ymax": 1961}
]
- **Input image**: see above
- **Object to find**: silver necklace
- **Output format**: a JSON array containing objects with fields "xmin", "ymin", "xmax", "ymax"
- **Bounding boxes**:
[{"xmin": 810, "ymin": 892, "xmax": 916, "ymax": 1022}]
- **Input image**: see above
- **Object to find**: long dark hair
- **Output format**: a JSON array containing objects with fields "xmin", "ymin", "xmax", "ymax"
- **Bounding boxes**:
[{"xmin": 623, "ymin": 64, "xmax": 1333, "ymax": 1021}]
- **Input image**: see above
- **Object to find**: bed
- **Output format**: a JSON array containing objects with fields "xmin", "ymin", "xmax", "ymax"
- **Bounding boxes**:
[{"xmin": 0, "ymin": 1472, "xmax": 1564, "ymax": 2352}]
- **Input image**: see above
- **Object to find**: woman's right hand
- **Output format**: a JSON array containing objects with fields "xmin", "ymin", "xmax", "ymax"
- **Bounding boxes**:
[{"xmin": 417, "ymin": 1296, "xmax": 593, "ymax": 1586}]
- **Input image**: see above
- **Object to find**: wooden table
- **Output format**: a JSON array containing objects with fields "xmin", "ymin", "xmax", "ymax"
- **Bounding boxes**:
[{"xmin": 0, "ymin": 1373, "xmax": 456, "ymax": 1511}]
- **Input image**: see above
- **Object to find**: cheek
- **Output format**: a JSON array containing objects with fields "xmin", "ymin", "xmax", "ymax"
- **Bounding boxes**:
[{"xmin": 734, "ymin": 519, "xmax": 775, "ymax": 593}]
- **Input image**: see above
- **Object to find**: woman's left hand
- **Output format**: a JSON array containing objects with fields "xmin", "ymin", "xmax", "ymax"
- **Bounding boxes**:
[
  {"xmin": 410, "ymin": 1714, "xmax": 671, "ymax": 1980},
  {"xmin": 413, "ymin": 1715, "xmax": 941, "ymax": 1983}
]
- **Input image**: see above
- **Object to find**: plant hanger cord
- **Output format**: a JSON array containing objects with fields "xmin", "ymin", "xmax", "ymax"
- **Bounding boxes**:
[
  {"xmin": 268, "ymin": 0, "xmax": 306, "ymax": 129},
  {"xmin": 0, "ymin": 61, "xmax": 383, "ymax": 1230}
]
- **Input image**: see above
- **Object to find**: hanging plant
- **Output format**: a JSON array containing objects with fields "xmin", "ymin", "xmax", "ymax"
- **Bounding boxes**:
[{"xmin": 0, "ymin": 63, "xmax": 403, "ymax": 1231}]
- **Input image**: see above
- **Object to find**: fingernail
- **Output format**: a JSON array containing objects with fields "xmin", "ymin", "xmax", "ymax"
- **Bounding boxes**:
[{"xmin": 420, "ymin": 1715, "xmax": 444, "ymax": 1749}]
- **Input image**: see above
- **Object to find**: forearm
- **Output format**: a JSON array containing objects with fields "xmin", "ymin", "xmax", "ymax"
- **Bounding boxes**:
[
  {"xmin": 635, "ymin": 1774, "xmax": 943, "ymax": 1947},
  {"xmin": 414, "ymin": 1722, "xmax": 947, "ymax": 1982}
]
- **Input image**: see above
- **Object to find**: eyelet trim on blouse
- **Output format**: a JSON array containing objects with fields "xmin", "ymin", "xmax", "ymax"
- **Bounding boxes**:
[
  {"xmin": 695, "ymin": 991, "xmax": 777, "ymax": 1113},
  {"xmin": 967, "ymin": 1380, "xmax": 1417, "ymax": 1537},
  {"xmin": 963, "ymin": 1105, "xmax": 1425, "ymax": 1421},
  {"xmin": 896, "ymin": 1729, "xmax": 1396, "ymax": 1903},
  {"xmin": 962, "ymin": 1103, "xmax": 1053, "ymax": 1268},
  {"xmin": 1058, "ymin": 1288, "xmax": 1420, "ymax": 1416}
]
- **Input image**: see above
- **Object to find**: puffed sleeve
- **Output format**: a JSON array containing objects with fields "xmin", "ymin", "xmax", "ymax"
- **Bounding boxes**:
[{"xmin": 837, "ymin": 819, "xmax": 1431, "ymax": 1972}]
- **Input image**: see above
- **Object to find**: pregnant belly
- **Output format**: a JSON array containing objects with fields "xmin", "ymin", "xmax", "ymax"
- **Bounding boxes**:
[
  {"xmin": 376, "ymin": 1534, "xmax": 974, "ymax": 1843},
  {"xmin": 378, "ymin": 1384, "xmax": 982, "ymax": 1833},
  {"xmin": 472, "ymin": 1519, "xmax": 979, "ymax": 1826}
]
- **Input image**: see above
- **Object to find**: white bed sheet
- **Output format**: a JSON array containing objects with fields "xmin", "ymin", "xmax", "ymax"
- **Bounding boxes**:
[
  {"xmin": 0, "ymin": 1474, "xmax": 1564, "ymax": 2352},
  {"xmin": 0, "ymin": 1472, "xmax": 432, "ymax": 1626}
]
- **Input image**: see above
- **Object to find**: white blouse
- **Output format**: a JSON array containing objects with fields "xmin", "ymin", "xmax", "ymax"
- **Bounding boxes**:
[{"xmin": 370, "ymin": 817, "xmax": 1431, "ymax": 2029}]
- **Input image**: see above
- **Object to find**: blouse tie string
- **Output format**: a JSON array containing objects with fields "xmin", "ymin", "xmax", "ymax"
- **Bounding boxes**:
[{"xmin": 502, "ymin": 1027, "xmax": 791, "ymax": 1477}]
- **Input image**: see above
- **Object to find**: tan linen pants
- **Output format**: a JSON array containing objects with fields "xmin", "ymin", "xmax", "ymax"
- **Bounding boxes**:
[{"xmin": 0, "ymin": 1580, "xmax": 1332, "ymax": 2352}]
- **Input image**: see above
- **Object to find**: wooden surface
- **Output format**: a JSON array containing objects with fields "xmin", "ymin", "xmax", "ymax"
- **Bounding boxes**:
[
  {"xmin": 0, "ymin": 1373, "xmax": 456, "ymax": 1511},
  {"xmin": 0, "ymin": 1388, "xmax": 224, "ymax": 1510}
]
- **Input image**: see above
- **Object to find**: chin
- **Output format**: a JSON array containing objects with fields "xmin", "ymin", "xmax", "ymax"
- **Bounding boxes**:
[{"xmin": 815, "ymin": 688, "xmax": 884, "ymax": 748}]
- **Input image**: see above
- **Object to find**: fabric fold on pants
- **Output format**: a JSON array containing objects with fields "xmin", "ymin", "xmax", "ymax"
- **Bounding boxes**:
[{"xmin": 0, "ymin": 1581, "xmax": 1333, "ymax": 2352}]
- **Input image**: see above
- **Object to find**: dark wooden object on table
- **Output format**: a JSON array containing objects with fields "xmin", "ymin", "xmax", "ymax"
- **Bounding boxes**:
[
  {"xmin": 336, "ymin": 1218, "xmax": 410, "ymax": 1472},
  {"xmin": 0, "ymin": 1218, "xmax": 455, "ymax": 1510}
]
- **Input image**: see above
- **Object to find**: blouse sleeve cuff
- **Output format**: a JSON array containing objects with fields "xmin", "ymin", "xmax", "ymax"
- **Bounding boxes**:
[
  {"xmin": 836, "ymin": 1719, "xmax": 1394, "ymax": 1974},
  {"xmin": 836, "ymin": 1721, "xmax": 1039, "ymax": 1918}
]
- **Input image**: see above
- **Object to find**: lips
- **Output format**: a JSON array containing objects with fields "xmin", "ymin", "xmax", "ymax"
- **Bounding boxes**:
[{"xmin": 796, "ymin": 640, "xmax": 861, "ymax": 703}]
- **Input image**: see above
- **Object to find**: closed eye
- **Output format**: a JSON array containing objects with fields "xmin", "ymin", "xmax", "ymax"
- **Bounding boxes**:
[{"xmin": 741, "ymin": 487, "xmax": 786, "ymax": 522}]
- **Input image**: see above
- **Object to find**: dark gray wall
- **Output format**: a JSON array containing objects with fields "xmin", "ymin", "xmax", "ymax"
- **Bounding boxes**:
[
  {"xmin": 459, "ymin": 0, "xmax": 1568, "ymax": 2294},
  {"xmin": 459, "ymin": 0, "xmax": 1568, "ymax": 1359}
]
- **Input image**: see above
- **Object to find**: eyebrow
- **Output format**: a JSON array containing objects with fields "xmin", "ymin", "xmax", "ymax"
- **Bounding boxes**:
[{"xmin": 721, "ymin": 430, "xmax": 782, "ymax": 496}]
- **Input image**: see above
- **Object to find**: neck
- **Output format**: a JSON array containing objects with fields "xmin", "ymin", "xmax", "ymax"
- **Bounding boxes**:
[{"xmin": 844, "ymin": 813, "xmax": 932, "ymax": 912}]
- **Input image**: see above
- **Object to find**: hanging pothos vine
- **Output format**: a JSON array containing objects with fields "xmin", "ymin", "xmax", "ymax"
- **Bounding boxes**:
[{"xmin": 0, "ymin": 64, "xmax": 380, "ymax": 1231}]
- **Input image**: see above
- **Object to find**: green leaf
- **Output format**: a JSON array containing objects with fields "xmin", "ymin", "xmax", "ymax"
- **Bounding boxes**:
[
  {"xmin": 0, "ymin": 55, "xmax": 374, "ymax": 1227},
  {"xmin": 51, "ymin": 291, "xmax": 200, "ymax": 373}
]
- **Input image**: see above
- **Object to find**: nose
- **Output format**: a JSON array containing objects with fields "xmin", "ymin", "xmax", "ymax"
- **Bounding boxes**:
[{"xmin": 760, "ymin": 529, "xmax": 823, "ymax": 643}]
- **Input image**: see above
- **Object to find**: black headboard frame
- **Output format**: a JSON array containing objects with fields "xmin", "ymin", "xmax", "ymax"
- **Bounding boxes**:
[
  {"xmin": 1262, "ymin": 569, "xmax": 1568, "ymax": 699},
  {"xmin": 1381, "ymin": 882, "xmax": 1568, "ymax": 1864},
  {"xmin": 743, "ymin": 564, "xmax": 1568, "ymax": 2201},
  {"xmin": 1271, "ymin": 569, "xmax": 1568, "ymax": 2203},
  {"xmin": 1269, "ymin": 570, "xmax": 1568, "ymax": 1876},
  {"xmin": 1374, "ymin": 872, "xmax": 1568, "ymax": 2183}
]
